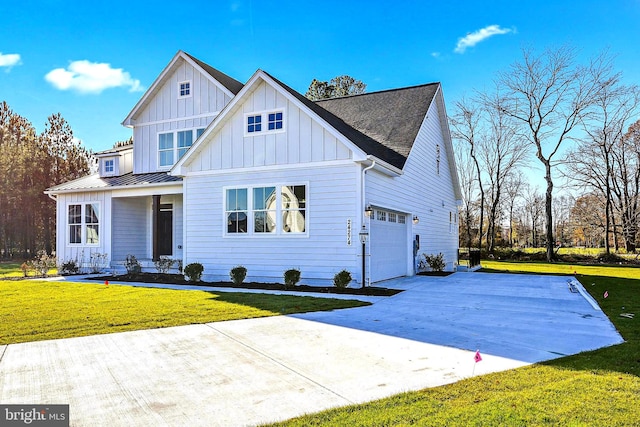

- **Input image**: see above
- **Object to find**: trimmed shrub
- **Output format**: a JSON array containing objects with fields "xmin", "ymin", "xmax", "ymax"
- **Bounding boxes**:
[
  {"xmin": 423, "ymin": 253, "xmax": 445, "ymax": 272},
  {"xmin": 60, "ymin": 259, "xmax": 80, "ymax": 275},
  {"xmin": 230, "ymin": 266, "xmax": 247, "ymax": 285},
  {"xmin": 124, "ymin": 254, "xmax": 142, "ymax": 277},
  {"xmin": 154, "ymin": 256, "xmax": 175, "ymax": 274},
  {"xmin": 284, "ymin": 268, "xmax": 301, "ymax": 288},
  {"xmin": 184, "ymin": 262, "xmax": 204, "ymax": 282},
  {"xmin": 333, "ymin": 270, "xmax": 352, "ymax": 289}
]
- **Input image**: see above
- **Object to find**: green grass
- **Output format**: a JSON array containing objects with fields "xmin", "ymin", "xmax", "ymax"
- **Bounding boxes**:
[
  {"xmin": 0, "ymin": 261, "xmax": 57, "ymax": 278},
  {"xmin": 266, "ymin": 261, "xmax": 640, "ymax": 427},
  {"xmin": 0, "ymin": 280, "xmax": 369, "ymax": 345}
]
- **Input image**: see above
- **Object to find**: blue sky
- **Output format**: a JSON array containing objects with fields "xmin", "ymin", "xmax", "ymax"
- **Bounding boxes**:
[{"xmin": 2, "ymin": 0, "xmax": 640, "ymax": 153}]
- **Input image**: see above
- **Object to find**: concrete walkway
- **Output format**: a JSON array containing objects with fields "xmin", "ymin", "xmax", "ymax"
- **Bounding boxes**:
[{"xmin": 0, "ymin": 273, "xmax": 623, "ymax": 426}]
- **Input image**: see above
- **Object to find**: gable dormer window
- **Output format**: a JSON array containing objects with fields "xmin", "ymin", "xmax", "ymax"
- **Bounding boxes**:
[
  {"xmin": 245, "ymin": 110, "xmax": 285, "ymax": 136},
  {"xmin": 103, "ymin": 158, "xmax": 115, "ymax": 176},
  {"xmin": 178, "ymin": 81, "xmax": 191, "ymax": 98}
]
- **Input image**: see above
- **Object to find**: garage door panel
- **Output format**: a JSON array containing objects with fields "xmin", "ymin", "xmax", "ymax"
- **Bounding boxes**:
[{"xmin": 370, "ymin": 210, "xmax": 408, "ymax": 283}]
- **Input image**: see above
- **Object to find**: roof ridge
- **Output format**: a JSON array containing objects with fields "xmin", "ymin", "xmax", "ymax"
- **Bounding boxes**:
[
  {"xmin": 182, "ymin": 52, "xmax": 244, "ymax": 95},
  {"xmin": 315, "ymin": 82, "xmax": 440, "ymax": 103}
]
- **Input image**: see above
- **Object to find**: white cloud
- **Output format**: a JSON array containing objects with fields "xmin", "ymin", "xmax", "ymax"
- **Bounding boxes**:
[
  {"xmin": 45, "ymin": 60, "xmax": 143, "ymax": 94},
  {"xmin": 0, "ymin": 52, "xmax": 21, "ymax": 69},
  {"xmin": 454, "ymin": 25, "xmax": 513, "ymax": 54},
  {"xmin": 431, "ymin": 52, "xmax": 441, "ymax": 58}
]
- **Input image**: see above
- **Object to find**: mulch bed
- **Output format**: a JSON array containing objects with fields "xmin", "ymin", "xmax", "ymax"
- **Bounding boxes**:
[{"xmin": 92, "ymin": 273, "xmax": 402, "ymax": 297}]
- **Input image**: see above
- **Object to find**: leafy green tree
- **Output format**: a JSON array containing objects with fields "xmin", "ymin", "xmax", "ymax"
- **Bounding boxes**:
[{"xmin": 305, "ymin": 75, "xmax": 366, "ymax": 100}]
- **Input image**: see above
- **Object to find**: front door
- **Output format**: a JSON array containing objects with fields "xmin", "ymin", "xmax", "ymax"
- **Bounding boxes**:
[{"xmin": 158, "ymin": 204, "xmax": 173, "ymax": 256}]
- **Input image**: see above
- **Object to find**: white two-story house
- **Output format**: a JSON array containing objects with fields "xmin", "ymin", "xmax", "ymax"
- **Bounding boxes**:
[{"xmin": 47, "ymin": 50, "xmax": 462, "ymax": 285}]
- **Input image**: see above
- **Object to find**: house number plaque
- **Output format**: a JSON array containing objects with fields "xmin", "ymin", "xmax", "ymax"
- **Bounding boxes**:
[{"xmin": 347, "ymin": 219, "xmax": 352, "ymax": 246}]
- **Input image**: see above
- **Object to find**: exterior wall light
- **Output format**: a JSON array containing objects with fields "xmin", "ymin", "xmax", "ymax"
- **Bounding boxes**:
[
  {"xmin": 364, "ymin": 204, "xmax": 373, "ymax": 218},
  {"xmin": 413, "ymin": 216, "xmax": 419, "ymax": 225}
]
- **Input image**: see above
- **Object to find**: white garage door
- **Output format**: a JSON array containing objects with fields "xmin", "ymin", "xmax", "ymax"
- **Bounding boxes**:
[{"xmin": 369, "ymin": 209, "xmax": 409, "ymax": 283}]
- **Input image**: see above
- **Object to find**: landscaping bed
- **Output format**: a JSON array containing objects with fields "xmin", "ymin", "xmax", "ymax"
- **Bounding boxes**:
[{"xmin": 93, "ymin": 273, "xmax": 403, "ymax": 297}]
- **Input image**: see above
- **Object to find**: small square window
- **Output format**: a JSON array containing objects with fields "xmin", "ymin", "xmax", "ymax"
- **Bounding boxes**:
[
  {"xmin": 388, "ymin": 213, "xmax": 397, "ymax": 223},
  {"xmin": 398, "ymin": 215, "xmax": 406, "ymax": 224},
  {"xmin": 376, "ymin": 210, "xmax": 386, "ymax": 221},
  {"xmin": 179, "ymin": 81, "xmax": 191, "ymax": 97},
  {"xmin": 247, "ymin": 115, "xmax": 262, "ymax": 133},
  {"xmin": 104, "ymin": 159, "xmax": 114, "ymax": 174},
  {"xmin": 268, "ymin": 112, "xmax": 283, "ymax": 130}
]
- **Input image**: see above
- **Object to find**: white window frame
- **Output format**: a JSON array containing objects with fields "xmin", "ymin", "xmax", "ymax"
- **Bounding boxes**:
[
  {"xmin": 243, "ymin": 109, "xmax": 286, "ymax": 137},
  {"xmin": 223, "ymin": 183, "xmax": 308, "ymax": 237},
  {"xmin": 178, "ymin": 80, "xmax": 191, "ymax": 98},
  {"xmin": 103, "ymin": 158, "xmax": 115, "ymax": 176},
  {"xmin": 157, "ymin": 127, "xmax": 205, "ymax": 169},
  {"xmin": 67, "ymin": 202, "xmax": 100, "ymax": 246}
]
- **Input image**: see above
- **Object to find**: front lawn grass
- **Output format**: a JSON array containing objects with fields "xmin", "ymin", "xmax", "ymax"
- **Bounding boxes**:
[
  {"xmin": 0, "ymin": 280, "xmax": 369, "ymax": 345},
  {"xmin": 266, "ymin": 261, "xmax": 640, "ymax": 427}
]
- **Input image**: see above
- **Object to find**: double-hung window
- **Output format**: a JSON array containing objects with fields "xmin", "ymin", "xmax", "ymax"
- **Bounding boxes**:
[
  {"xmin": 68, "ymin": 203, "xmax": 100, "ymax": 245},
  {"xmin": 159, "ymin": 133, "xmax": 174, "ymax": 167},
  {"xmin": 177, "ymin": 130, "xmax": 193, "ymax": 159},
  {"xmin": 226, "ymin": 188, "xmax": 248, "ymax": 233},
  {"xmin": 225, "ymin": 184, "xmax": 306, "ymax": 235},
  {"xmin": 158, "ymin": 128, "xmax": 205, "ymax": 168}
]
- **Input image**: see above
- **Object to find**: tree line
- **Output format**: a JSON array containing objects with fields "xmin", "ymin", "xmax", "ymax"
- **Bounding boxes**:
[
  {"xmin": 452, "ymin": 46, "xmax": 640, "ymax": 260},
  {"xmin": 0, "ymin": 102, "xmax": 93, "ymax": 259}
]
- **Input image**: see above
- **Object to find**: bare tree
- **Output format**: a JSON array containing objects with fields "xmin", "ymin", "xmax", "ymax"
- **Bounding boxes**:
[
  {"xmin": 564, "ymin": 71, "xmax": 639, "ymax": 253},
  {"xmin": 503, "ymin": 172, "xmax": 525, "ymax": 247},
  {"xmin": 450, "ymin": 98, "xmax": 486, "ymax": 253},
  {"xmin": 498, "ymin": 46, "xmax": 612, "ymax": 261},
  {"xmin": 611, "ymin": 120, "xmax": 640, "ymax": 252},
  {"xmin": 454, "ymin": 138, "xmax": 480, "ymax": 251},
  {"xmin": 480, "ymin": 89, "xmax": 530, "ymax": 253}
]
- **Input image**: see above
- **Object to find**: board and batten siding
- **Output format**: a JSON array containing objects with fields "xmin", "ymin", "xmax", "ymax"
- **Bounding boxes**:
[
  {"xmin": 183, "ymin": 163, "xmax": 360, "ymax": 284},
  {"xmin": 366, "ymin": 98, "xmax": 459, "ymax": 270},
  {"xmin": 132, "ymin": 59, "xmax": 233, "ymax": 174},
  {"xmin": 55, "ymin": 191, "xmax": 113, "ymax": 268},
  {"xmin": 111, "ymin": 197, "xmax": 148, "ymax": 261},
  {"xmin": 185, "ymin": 81, "xmax": 351, "ymax": 173}
]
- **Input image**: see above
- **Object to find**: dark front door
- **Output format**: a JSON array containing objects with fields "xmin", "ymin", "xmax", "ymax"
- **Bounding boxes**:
[{"xmin": 158, "ymin": 204, "xmax": 173, "ymax": 256}]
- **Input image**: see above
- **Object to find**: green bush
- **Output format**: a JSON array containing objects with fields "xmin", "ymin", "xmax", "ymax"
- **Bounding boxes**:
[
  {"xmin": 230, "ymin": 266, "xmax": 247, "ymax": 285},
  {"xmin": 333, "ymin": 270, "xmax": 352, "ymax": 288},
  {"xmin": 423, "ymin": 253, "xmax": 446, "ymax": 272},
  {"xmin": 284, "ymin": 268, "xmax": 301, "ymax": 288},
  {"xmin": 184, "ymin": 262, "xmax": 204, "ymax": 282}
]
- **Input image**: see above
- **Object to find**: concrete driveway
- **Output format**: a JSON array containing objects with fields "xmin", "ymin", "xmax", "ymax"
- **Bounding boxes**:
[{"xmin": 0, "ymin": 273, "xmax": 623, "ymax": 426}]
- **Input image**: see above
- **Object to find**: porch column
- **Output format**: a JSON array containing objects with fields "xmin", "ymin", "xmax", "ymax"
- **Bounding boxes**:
[{"xmin": 152, "ymin": 195, "xmax": 160, "ymax": 261}]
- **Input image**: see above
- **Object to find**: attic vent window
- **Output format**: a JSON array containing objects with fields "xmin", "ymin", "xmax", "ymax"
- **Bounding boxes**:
[
  {"xmin": 247, "ymin": 115, "xmax": 262, "ymax": 133},
  {"xmin": 244, "ymin": 110, "xmax": 285, "ymax": 136},
  {"xmin": 179, "ymin": 81, "xmax": 191, "ymax": 98},
  {"xmin": 268, "ymin": 112, "xmax": 283, "ymax": 130}
]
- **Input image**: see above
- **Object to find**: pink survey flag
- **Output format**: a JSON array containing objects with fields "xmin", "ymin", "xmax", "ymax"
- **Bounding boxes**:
[
  {"xmin": 604, "ymin": 291, "xmax": 609, "ymax": 298},
  {"xmin": 474, "ymin": 350, "xmax": 482, "ymax": 363}
]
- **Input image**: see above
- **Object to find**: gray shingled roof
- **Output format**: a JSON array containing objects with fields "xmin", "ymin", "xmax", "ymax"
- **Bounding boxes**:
[
  {"xmin": 47, "ymin": 172, "xmax": 182, "ymax": 192},
  {"xmin": 266, "ymin": 73, "xmax": 418, "ymax": 169},
  {"xmin": 184, "ymin": 52, "xmax": 244, "ymax": 95},
  {"xmin": 316, "ymin": 84, "xmax": 439, "ymax": 167}
]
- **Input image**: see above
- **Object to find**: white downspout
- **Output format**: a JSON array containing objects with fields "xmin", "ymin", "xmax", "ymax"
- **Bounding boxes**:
[{"xmin": 361, "ymin": 159, "xmax": 375, "ymax": 286}]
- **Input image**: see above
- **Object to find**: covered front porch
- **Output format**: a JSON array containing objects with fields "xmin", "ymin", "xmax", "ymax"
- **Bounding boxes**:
[{"xmin": 110, "ymin": 193, "xmax": 183, "ymax": 273}]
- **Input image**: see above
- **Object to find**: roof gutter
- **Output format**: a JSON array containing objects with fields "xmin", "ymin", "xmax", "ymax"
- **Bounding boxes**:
[{"xmin": 359, "ymin": 155, "xmax": 403, "ymax": 177}]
